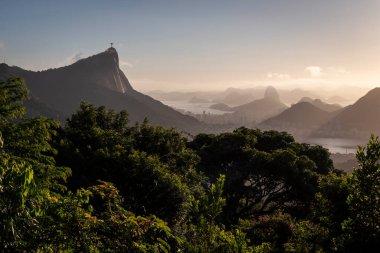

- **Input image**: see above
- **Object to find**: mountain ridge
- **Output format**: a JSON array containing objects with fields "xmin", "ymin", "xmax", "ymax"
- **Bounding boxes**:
[
  {"xmin": 259, "ymin": 101, "xmax": 339, "ymax": 139},
  {"xmin": 231, "ymin": 86, "xmax": 287, "ymax": 123},
  {"xmin": 298, "ymin": 97, "xmax": 342, "ymax": 112},
  {"xmin": 0, "ymin": 48, "xmax": 204, "ymax": 133},
  {"xmin": 314, "ymin": 87, "xmax": 380, "ymax": 139}
]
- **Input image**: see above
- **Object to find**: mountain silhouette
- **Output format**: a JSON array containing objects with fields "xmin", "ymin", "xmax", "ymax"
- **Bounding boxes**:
[
  {"xmin": 264, "ymin": 86, "xmax": 280, "ymax": 101},
  {"xmin": 298, "ymin": 97, "xmax": 342, "ymax": 112},
  {"xmin": 0, "ymin": 48, "xmax": 203, "ymax": 132},
  {"xmin": 209, "ymin": 103, "xmax": 233, "ymax": 111},
  {"xmin": 260, "ymin": 102, "xmax": 337, "ymax": 136},
  {"xmin": 231, "ymin": 86, "xmax": 287, "ymax": 123},
  {"xmin": 315, "ymin": 87, "xmax": 380, "ymax": 139},
  {"xmin": 216, "ymin": 90, "xmax": 255, "ymax": 106}
]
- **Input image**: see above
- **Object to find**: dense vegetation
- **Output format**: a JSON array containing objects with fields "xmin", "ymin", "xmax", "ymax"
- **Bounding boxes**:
[{"xmin": 0, "ymin": 78, "xmax": 379, "ymax": 252}]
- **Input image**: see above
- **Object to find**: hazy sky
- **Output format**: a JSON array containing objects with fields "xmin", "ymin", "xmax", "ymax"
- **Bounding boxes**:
[{"xmin": 1, "ymin": 0, "xmax": 380, "ymax": 91}]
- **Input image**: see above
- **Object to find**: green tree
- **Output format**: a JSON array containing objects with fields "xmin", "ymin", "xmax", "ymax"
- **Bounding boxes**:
[
  {"xmin": 0, "ymin": 153, "xmax": 35, "ymax": 249},
  {"xmin": 190, "ymin": 128, "xmax": 327, "ymax": 225},
  {"xmin": 0, "ymin": 78, "xmax": 28, "ymax": 123},
  {"xmin": 132, "ymin": 120, "xmax": 203, "ymax": 192},
  {"xmin": 339, "ymin": 135, "xmax": 380, "ymax": 252},
  {"xmin": 184, "ymin": 175, "xmax": 268, "ymax": 253},
  {"xmin": 0, "ymin": 78, "xmax": 70, "ymax": 251},
  {"xmin": 304, "ymin": 172, "xmax": 350, "ymax": 251},
  {"xmin": 37, "ymin": 181, "xmax": 181, "ymax": 252},
  {"xmin": 284, "ymin": 220, "xmax": 329, "ymax": 253},
  {"xmin": 291, "ymin": 143, "xmax": 334, "ymax": 175},
  {"xmin": 239, "ymin": 214, "xmax": 293, "ymax": 252},
  {"xmin": 56, "ymin": 102, "xmax": 197, "ymax": 226},
  {"xmin": 0, "ymin": 77, "xmax": 29, "ymax": 156}
]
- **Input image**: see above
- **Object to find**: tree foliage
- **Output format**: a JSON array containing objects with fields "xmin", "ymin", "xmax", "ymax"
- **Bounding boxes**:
[
  {"xmin": 339, "ymin": 135, "xmax": 380, "ymax": 251},
  {"xmin": 190, "ymin": 127, "xmax": 331, "ymax": 225},
  {"xmin": 0, "ymin": 77, "xmax": 379, "ymax": 252},
  {"xmin": 0, "ymin": 78, "xmax": 28, "ymax": 123},
  {"xmin": 55, "ymin": 102, "xmax": 199, "ymax": 226},
  {"xmin": 184, "ymin": 175, "xmax": 271, "ymax": 253}
]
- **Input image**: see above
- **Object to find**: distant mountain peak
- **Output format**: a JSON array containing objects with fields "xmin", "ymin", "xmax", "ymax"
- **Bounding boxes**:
[
  {"xmin": 102, "ymin": 47, "xmax": 119, "ymax": 62},
  {"xmin": 106, "ymin": 46, "xmax": 117, "ymax": 53},
  {"xmin": 259, "ymin": 101, "xmax": 336, "ymax": 136},
  {"xmin": 79, "ymin": 47, "xmax": 120, "ymax": 66},
  {"xmin": 264, "ymin": 86, "xmax": 280, "ymax": 101},
  {"xmin": 298, "ymin": 97, "xmax": 342, "ymax": 112}
]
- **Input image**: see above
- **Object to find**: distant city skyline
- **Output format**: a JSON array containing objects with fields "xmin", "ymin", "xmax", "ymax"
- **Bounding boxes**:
[{"xmin": 1, "ymin": 0, "xmax": 380, "ymax": 91}]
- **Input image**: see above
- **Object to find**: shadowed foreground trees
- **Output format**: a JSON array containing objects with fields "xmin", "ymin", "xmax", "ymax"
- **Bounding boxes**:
[
  {"xmin": 55, "ymin": 102, "xmax": 201, "ymax": 226},
  {"xmin": 0, "ymin": 79, "xmax": 181, "ymax": 252},
  {"xmin": 0, "ymin": 78, "xmax": 379, "ymax": 252},
  {"xmin": 338, "ymin": 135, "xmax": 380, "ymax": 251},
  {"xmin": 189, "ymin": 128, "xmax": 332, "ymax": 225}
]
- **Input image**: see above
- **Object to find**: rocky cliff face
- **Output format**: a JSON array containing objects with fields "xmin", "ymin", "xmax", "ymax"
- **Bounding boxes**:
[{"xmin": 68, "ymin": 47, "xmax": 133, "ymax": 93}]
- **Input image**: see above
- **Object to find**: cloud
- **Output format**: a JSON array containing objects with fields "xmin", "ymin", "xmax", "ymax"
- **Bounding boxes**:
[
  {"xmin": 267, "ymin": 72, "xmax": 291, "ymax": 80},
  {"xmin": 120, "ymin": 59, "xmax": 133, "ymax": 68},
  {"xmin": 56, "ymin": 52, "xmax": 84, "ymax": 67},
  {"xmin": 327, "ymin": 67, "xmax": 348, "ymax": 74},
  {"xmin": 66, "ymin": 52, "xmax": 83, "ymax": 65},
  {"xmin": 304, "ymin": 65, "xmax": 349, "ymax": 79},
  {"xmin": 305, "ymin": 66, "xmax": 324, "ymax": 77}
]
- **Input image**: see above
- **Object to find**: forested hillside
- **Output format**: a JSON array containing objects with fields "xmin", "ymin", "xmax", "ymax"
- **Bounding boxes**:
[{"xmin": 1, "ymin": 78, "xmax": 379, "ymax": 252}]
